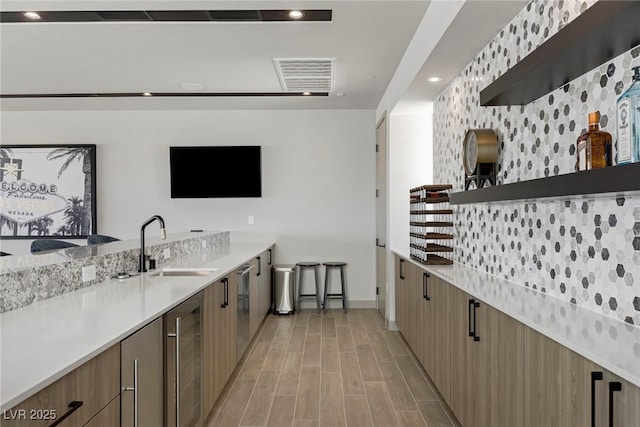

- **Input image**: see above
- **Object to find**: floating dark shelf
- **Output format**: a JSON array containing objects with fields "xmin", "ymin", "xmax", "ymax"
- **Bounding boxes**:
[
  {"xmin": 450, "ymin": 163, "xmax": 640, "ymax": 205},
  {"xmin": 479, "ymin": 1, "xmax": 640, "ymax": 106}
]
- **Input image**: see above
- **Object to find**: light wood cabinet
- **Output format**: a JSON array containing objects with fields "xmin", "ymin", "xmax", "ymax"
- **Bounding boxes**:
[
  {"xmin": 524, "ymin": 326, "xmax": 605, "ymax": 427},
  {"xmin": 394, "ymin": 257, "xmax": 640, "ymax": 427},
  {"xmin": 394, "ymin": 256, "xmax": 407, "ymax": 334},
  {"xmin": 428, "ymin": 280, "xmax": 524, "ymax": 427},
  {"xmin": 258, "ymin": 247, "xmax": 273, "ymax": 319},
  {"xmin": 446, "ymin": 283, "xmax": 472, "ymax": 426},
  {"xmin": 249, "ymin": 247, "xmax": 273, "ymax": 339},
  {"xmin": 83, "ymin": 397, "xmax": 119, "ymax": 427},
  {"xmin": 607, "ymin": 373, "xmax": 640, "ymax": 427},
  {"xmin": 121, "ymin": 317, "xmax": 164, "ymax": 427},
  {"xmin": 396, "ymin": 257, "xmax": 423, "ymax": 361},
  {"xmin": 421, "ymin": 274, "xmax": 445, "ymax": 392},
  {"xmin": 226, "ymin": 273, "xmax": 238, "ymax": 375},
  {"xmin": 2, "ymin": 344, "xmax": 120, "ymax": 427},
  {"xmin": 524, "ymin": 327, "xmax": 640, "ymax": 427},
  {"xmin": 203, "ymin": 274, "xmax": 237, "ymax": 416},
  {"xmin": 403, "ymin": 260, "xmax": 421, "ymax": 358},
  {"xmin": 468, "ymin": 300, "xmax": 524, "ymax": 427},
  {"xmin": 249, "ymin": 256, "xmax": 261, "ymax": 338}
]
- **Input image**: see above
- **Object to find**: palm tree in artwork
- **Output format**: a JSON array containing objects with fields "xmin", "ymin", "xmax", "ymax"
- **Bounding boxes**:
[
  {"xmin": 30, "ymin": 216, "xmax": 54, "ymax": 236},
  {"xmin": 47, "ymin": 147, "xmax": 92, "ymax": 235},
  {"xmin": 0, "ymin": 216, "xmax": 18, "ymax": 236},
  {"xmin": 63, "ymin": 197, "xmax": 84, "ymax": 236},
  {"xmin": 56, "ymin": 225, "xmax": 69, "ymax": 236}
]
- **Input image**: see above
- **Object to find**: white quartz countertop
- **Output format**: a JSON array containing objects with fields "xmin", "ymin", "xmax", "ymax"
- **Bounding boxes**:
[
  {"xmin": 393, "ymin": 250, "xmax": 640, "ymax": 388},
  {"xmin": 0, "ymin": 240, "xmax": 274, "ymax": 412}
]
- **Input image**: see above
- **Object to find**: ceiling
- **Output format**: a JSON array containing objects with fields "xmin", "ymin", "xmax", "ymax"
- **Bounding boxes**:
[
  {"xmin": 393, "ymin": 0, "xmax": 528, "ymax": 115},
  {"xmin": 0, "ymin": 0, "xmax": 526, "ymax": 112}
]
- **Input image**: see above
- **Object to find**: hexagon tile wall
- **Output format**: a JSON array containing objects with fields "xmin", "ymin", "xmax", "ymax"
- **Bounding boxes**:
[{"xmin": 433, "ymin": 0, "xmax": 640, "ymax": 325}]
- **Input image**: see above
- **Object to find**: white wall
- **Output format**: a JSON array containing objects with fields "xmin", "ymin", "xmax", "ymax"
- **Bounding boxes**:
[
  {"xmin": 386, "ymin": 106, "xmax": 434, "ymax": 323},
  {"xmin": 0, "ymin": 109, "xmax": 377, "ymax": 304},
  {"xmin": 389, "ymin": 108, "xmax": 433, "ymax": 252}
]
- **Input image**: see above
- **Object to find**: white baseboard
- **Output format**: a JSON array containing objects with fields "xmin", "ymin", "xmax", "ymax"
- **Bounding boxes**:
[{"xmin": 387, "ymin": 320, "xmax": 399, "ymax": 331}]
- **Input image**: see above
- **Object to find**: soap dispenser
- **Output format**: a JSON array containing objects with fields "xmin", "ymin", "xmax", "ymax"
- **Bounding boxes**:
[{"xmin": 616, "ymin": 65, "xmax": 640, "ymax": 164}]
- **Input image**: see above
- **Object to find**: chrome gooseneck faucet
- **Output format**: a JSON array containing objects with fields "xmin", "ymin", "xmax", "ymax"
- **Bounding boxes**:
[{"xmin": 139, "ymin": 215, "xmax": 166, "ymax": 272}]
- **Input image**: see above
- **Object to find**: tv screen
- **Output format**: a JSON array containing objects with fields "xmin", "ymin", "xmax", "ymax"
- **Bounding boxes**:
[{"xmin": 170, "ymin": 146, "xmax": 262, "ymax": 198}]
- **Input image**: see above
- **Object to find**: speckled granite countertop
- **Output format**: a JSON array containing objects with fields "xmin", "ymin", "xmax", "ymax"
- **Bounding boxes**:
[
  {"xmin": 0, "ymin": 240, "xmax": 274, "ymax": 412},
  {"xmin": 0, "ymin": 231, "xmax": 229, "ymax": 312},
  {"xmin": 393, "ymin": 250, "xmax": 640, "ymax": 388}
]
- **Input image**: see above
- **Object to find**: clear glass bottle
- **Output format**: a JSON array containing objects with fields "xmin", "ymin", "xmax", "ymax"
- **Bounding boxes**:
[
  {"xmin": 576, "ymin": 111, "xmax": 612, "ymax": 171},
  {"xmin": 616, "ymin": 66, "xmax": 640, "ymax": 164}
]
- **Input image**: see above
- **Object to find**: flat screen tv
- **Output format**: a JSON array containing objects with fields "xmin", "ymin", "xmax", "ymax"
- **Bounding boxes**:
[{"xmin": 170, "ymin": 146, "xmax": 262, "ymax": 198}]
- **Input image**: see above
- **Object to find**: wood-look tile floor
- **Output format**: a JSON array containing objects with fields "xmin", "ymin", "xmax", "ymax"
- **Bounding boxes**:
[{"xmin": 207, "ymin": 309, "xmax": 460, "ymax": 427}]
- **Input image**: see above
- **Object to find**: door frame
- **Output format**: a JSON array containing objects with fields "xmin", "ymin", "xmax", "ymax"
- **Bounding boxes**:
[{"xmin": 375, "ymin": 112, "xmax": 388, "ymax": 321}]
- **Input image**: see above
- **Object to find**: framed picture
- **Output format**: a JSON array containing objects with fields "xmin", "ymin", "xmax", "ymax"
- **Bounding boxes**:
[{"xmin": 0, "ymin": 144, "xmax": 97, "ymax": 239}]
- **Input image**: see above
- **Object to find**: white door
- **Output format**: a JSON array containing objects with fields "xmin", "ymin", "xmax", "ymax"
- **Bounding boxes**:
[{"xmin": 376, "ymin": 115, "xmax": 387, "ymax": 319}]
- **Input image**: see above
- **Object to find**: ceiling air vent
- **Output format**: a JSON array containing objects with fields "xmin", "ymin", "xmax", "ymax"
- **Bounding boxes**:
[{"xmin": 273, "ymin": 58, "xmax": 335, "ymax": 92}]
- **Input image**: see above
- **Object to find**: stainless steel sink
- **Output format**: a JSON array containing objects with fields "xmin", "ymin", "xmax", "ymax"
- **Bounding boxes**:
[{"xmin": 151, "ymin": 267, "xmax": 219, "ymax": 277}]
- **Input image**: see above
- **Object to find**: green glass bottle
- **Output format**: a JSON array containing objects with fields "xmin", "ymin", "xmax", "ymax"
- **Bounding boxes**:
[{"xmin": 616, "ymin": 66, "xmax": 640, "ymax": 164}]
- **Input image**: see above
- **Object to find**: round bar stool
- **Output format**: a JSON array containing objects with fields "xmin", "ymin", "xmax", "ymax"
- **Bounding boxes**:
[
  {"xmin": 322, "ymin": 262, "xmax": 347, "ymax": 312},
  {"xmin": 296, "ymin": 262, "xmax": 322, "ymax": 314}
]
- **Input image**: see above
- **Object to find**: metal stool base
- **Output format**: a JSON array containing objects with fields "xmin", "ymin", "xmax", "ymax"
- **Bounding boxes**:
[
  {"xmin": 322, "ymin": 263, "xmax": 347, "ymax": 312},
  {"xmin": 296, "ymin": 263, "xmax": 322, "ymax": 314}
]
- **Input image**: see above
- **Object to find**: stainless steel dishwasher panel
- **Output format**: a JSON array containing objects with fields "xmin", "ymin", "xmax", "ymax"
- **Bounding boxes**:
[
  {"xmin": 237, "ymin": 264, "xmax": 253, "ymax": 359},
  {"xmin": 165, "ymin": 292, "xmax": 203, "ymax": 427}
]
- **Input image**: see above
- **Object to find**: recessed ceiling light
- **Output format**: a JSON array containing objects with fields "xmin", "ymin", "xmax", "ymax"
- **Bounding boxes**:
[
  {"xmin": 365, "ymin": 75, "xmax": 376, "ymax": 80},
  {"xmin": 289, "ymin": 10, "xmax": 304, "ymax": 19},
  {"xmin": 142, "ymin": 92, "xmax": 152, "ymax": 97},
  {"xmin": 302, "ymin": 92, "xmax": 311, "ymax": 96},
  {"xmin": 426, "ymin": 76, "xmax": 443, "ymax": 83},
  {"xmin": 23, "ymin": 11, "xmax": 41, "ymax": 20}
]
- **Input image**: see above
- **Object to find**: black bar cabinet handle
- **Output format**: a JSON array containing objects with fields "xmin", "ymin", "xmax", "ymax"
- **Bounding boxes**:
[
  {"xmin": 591, "ymin": 371, "xmax": 603, "ymax": 427},
  {"xmin": 225, "ymin": 278, "xmax": 229, "ymax": 307},
  {"xmin": 473, "ymin": 301, "xmax": 480, "ymax": 341},
  {"xmin": 49, "ymin": 401, "xmax": 83, "ymax": 427},
  {"xmin": 423, "ymin": 273, "xmax": 431, "ymax": 300},
  {"xmin": 608, "ymin": 381, "xmax": 622, "ymax": 427},
  {"xmin": 221, "ymin": 278, "xmax": 228, "ymax": 308},
  {"xmin": 268, "ymin": 249, "xmax": 272, "ymax": 265},
  {"xmin": 399, "ymin": 259, "xmax": 405, "ymax": 280},
  {"xmin": 468, "ymin": 299, "xmax": 474, "ymax": 337},
  {"xmin": 257, "ymin": 256, "xmax": 261, "ymax": 276}
]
